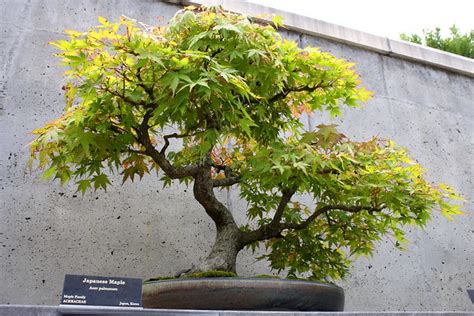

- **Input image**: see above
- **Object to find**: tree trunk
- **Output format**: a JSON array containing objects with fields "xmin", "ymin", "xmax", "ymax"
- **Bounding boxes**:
[
  {"xmin": 196, "ymin": 223, "xmax": 242, "ymax": 273},
  {"xmin": 191, "ymin": 164, "xmax": 243, "ymax": 273}
]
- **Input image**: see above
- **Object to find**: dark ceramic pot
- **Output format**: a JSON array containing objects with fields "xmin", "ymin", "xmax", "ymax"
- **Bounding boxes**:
[{"xmin": 142, "ymin": 278, "xmax": 344, "ymax": 311}]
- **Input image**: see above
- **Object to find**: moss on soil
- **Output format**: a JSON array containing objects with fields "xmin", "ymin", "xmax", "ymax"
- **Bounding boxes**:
[
  {"xmin": 144, "ymin": 270, "xmax": 238, "ymax": 283},
  {"xmin": 143, "ymin": 272, "xmax": 335, "ymax": 285}
]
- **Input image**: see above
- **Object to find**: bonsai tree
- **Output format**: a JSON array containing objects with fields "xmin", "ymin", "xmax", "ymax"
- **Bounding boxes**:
[{"xmin": 29, "ymin": 6, "xmax": 462, "ymax": 281}]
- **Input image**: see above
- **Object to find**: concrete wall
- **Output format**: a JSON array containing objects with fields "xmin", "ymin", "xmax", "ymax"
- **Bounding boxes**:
[{"xmin": 0, "ymin": 0, "xmax": 472, "ymax": 311}]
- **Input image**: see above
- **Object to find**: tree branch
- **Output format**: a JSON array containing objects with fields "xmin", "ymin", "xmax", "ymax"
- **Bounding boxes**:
[
  {"xmin": 268, "ymin": 82, "xmax": 324, "ymax": 103},
  {"xmin": 270, "ymin": 187, "xmax": 297, "ymax": 225},
  {"xmin": 318, "ymin": 168, "xmax": 340, "ymax": 175},
  {"xmin": 213, "ymin": 175, "xmax": 241, "ymax": 187},
  {"xmin": 239, "ymin": 203, "xmax": 385, "ymax": 247},
  {"xmin": 127, "ymin": 148, "xmax": 146, "ymax": 155},
  {"xmin": 211, "ymin": 162, "xmax": 228, "ymax": 173},
  {"xmin": 193, "ymin": 164, "xmax": 239, "ymax": 228},
  {"xmin": 282, "ymin": 204, "xmax": 385, "ymax": 231},
  {"xmin": 135, "ymin": 112, "xmax": 199, "ymax": 179},
  {"xmin": 211, "ymin": 163, "xmax": 241, "ymax": 187},
  {"xmin": 102, "ymin": 86, "xmax": 146, "ymax": 108},
  {"xmin": 109, "ymin": 123, "xmax": 129, "ymax": 136},
  {"xmin": 135, "ymin": 66, "xmax": 156, "ymax": 102},
  {"xmin": 161, "ymin": 132, "xmax": 199, "ymax": 154}
]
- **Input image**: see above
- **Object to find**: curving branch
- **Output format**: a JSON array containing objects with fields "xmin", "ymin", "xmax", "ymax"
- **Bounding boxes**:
[
  {"xmin": 270, "ymin": 187, "xmax": 297, "ymax": 225},
  {"xmin": 268, "ymin": 82, "xmax": 324, "ymax": 103},
  {"xmin": 109, "ymin": 123, "xmax": 132, "ymax": 137},
  {"xmin": 127, "ymin": 148, "xmax": 146, "ymax": 155},
  {"xmin": 135, "ymin": 66, "xmax": 155, "ymax": 100},
  {"xmin": 102, "ymin": 86, "xmax": 147, "ymax": 108},
  {"xmin": 161, "ymin": 132, "xmax": 199, "ymax": 154},
  {"xmin": 211, "ymin": 163, "xmax": 241, "ymax": 187},
  {"xmin": 239, "ymin": 203, "xmax": 385, "ymax": 247},
  {"xmin": 213, "ymin": 175, "xmax": 241, "ymax": 187},
  {"xmin": 135, "ymin": 111, "xmax": 200, "ymax": 179},
  {"xmin": 193, "ymin": 165, "xmax": 239, "ymax": 228},
  {"xmin": 282, "ymin": 204, "xmax": 385, "ymax": 231}
]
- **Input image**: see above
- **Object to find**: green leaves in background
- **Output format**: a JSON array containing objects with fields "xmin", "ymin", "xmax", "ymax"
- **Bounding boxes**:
[{"xmin": 401, "ymin": 25, "xmax": 473, "ymax": 58}]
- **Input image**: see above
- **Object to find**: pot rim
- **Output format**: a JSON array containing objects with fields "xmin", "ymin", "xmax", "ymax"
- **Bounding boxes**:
[{"xmin": 143, "ymin": 277, "xmax": 343, "ymax": 291}]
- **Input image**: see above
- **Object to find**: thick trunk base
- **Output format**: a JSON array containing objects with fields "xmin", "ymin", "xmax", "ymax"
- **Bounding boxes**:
[{"xmin": 194, "ymin": 224, "xmax": 242, "ymax": 273}]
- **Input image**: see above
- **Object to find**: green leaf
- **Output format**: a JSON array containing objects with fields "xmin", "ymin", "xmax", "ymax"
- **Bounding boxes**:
[
  {"xmin": 271, "ymin": 15, "xmax": 284, "ymax": 28},
  {"xmin": 169, "ymin": 75, "xmax": 180, "ymax": 95},
  {"xmin": 41, "ymin": 166, "xmax": 57, "ymax": 180},
  {"xmin": 213, "ymin": 23, "xmax": 242, "ymax": 34},
  {"xmin": 93, "ymin": 174, "xmax": 111, "ymax": 191},
  {"xmin": 76, "ymin": 179, "xmax": 91, "ymax": 195}
]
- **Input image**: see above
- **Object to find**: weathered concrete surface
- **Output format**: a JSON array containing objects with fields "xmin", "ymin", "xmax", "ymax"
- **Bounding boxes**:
[
  {"xmin": 0, "ymin": 0, "xmax": 473, "ymax": 312},
  {"xmin": 0, "ymin": 305, "xmax": 473, "ymax": 316}
]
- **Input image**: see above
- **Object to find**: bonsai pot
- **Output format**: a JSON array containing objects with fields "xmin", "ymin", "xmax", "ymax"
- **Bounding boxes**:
[{"xmin": 142, "ymin": 278, "xmax": 344, "ymax": 311}]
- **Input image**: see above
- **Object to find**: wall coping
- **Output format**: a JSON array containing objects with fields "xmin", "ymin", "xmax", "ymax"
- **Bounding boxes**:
[{"xmin": 165, "ymin": 0, "xmax": 474, "ymax": 77}]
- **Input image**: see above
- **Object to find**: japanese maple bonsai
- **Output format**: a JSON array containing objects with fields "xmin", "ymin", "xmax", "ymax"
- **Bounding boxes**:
[{"xmin": 29, "ymin": 5, "xmax": 462, "ymax": 309}]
